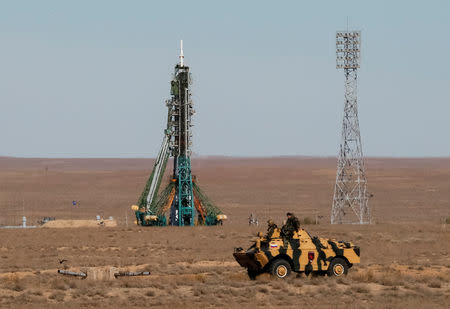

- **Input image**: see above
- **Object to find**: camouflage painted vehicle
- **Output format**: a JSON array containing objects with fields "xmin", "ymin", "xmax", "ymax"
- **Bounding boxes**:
[{"xmin": 233, "ymin": 228, "xmax": 360, "ymax": 279}]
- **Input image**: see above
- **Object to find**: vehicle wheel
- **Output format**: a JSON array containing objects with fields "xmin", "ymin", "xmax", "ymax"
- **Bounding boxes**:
[
  {"xmin": 327, "ymin": 258, "xmax": 348, "ymax": 277},
  {"xmin": 269, "ymin": 259, "xmax": 292, "ymax": 279},
  {"xmin": 247, "ymin": 269, "xmax": 259, "ymax": 280}
]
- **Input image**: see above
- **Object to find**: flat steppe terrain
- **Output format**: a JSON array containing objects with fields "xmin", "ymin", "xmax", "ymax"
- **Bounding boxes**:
[{"xmin": 0, "ymin": 157, "xmax": 449, "ymax": 308}]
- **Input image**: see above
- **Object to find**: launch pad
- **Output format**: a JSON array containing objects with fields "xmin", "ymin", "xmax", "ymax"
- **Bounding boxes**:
[{"xmin": 132, "ymin": 41, "xmax": 226, "ymax": 226}]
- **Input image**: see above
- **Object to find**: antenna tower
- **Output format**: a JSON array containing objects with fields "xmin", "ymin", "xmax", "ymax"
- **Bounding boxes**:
[{"xmin": 331, "ymin": 31, "xmax": 370, "ymax": 224}]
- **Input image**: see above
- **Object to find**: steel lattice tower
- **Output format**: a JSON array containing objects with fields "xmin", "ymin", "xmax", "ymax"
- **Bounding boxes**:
[
  {"xmin": 132, "ymin": 41, "xmax": 225, "ymax": 227},
  {"xmin": 331, "ymin": 31, "xmax": 370, "ymax": 224}
]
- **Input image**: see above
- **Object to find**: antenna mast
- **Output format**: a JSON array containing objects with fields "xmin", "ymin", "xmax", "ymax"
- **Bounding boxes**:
[{"xmin": 331, "ymin": 30, "xmax": 370, "ymax": 224}]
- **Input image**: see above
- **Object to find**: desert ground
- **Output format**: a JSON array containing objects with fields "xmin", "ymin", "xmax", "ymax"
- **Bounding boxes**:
[{"xmin": 0, "ymin": 157, "xmax": 449, "ymax": 308}]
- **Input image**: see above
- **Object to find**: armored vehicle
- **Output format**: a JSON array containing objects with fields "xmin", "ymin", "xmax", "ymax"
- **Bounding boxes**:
[{"xmin": 233, "ymin": 227, "xmax": 360, "ymax": 279}]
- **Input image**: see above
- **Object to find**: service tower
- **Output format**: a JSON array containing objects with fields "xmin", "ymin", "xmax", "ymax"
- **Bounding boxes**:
[{"xmin": 132, "ymin": 41, "xmax": 225, "ymax": 226}]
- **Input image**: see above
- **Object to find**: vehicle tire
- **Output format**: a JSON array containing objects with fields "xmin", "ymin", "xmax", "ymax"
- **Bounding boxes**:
[
  {"xmin": 269, "ymin": 259, "xmax": 292, "ymax": 279},
  {"xmin": 247, "ymin": 269, "xmax": 259, "ymax": 280},
  {"xmin": 327, "ymin": 258, "xmax": 348, "ymax": 277}
]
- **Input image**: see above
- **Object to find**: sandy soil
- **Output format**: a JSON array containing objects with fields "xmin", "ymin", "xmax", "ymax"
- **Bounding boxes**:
[
  {"xmin": 0, "ymin": 157, "xmax": 449, "ymax": 308},
  {"xmin": 41, "ymin": 219, "xmax": 117, "ymax": 228}
]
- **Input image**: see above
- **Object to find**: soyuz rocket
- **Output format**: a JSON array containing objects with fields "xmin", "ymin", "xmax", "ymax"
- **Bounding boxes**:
[{"xmin": 132, "ymin": 41, "xmax": 225, "ymax": 226}]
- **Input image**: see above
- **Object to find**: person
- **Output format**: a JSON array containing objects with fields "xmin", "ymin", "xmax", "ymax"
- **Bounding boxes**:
[
  {"xmin": 248, "ymin": 213, "xmax": 254, "ymax": 226},
  {"xmin": 281, "ymin": 212, "xmax": 300, "ymax": 240},
  {"xmin": 266, "ymin": 219, "xmax": 278, "ymax": 239},
  {"xmin": 248, "ymin": 213, "xmax": 259, "ymax": 226}
]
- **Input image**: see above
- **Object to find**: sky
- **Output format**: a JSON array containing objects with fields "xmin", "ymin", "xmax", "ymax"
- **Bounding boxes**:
[{"xmin": 0, "ymin": 0, "xmax": 449, "ymax": 158}]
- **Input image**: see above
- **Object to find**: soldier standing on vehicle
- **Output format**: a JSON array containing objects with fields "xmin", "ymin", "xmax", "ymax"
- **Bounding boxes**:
[
  {"xmin": 281, "ymin": 212, "xmax": 300, "ymax": 240},
  {"xmin": 266, "ymin": 219, "xmax": 277, "ymax": 239}
]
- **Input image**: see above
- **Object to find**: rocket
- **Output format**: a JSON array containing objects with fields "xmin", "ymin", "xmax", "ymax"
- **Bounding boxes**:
[
  {"xmin": 132, "ymin": 41, "xmax": 225, "ymax": 227},
  {"xmin": 179, "ymin": 40, "xmax": 184, "ymax": 67}
]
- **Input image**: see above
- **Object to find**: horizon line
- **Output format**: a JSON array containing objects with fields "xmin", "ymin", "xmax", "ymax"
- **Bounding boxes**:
[{"xmin": 1, "ymin": 155, "xmax": 450, "ymax": 160}]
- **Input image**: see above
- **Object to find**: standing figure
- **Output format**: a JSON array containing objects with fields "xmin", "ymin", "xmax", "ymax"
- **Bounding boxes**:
[
  {"xmin": 248, "ymin": 213, "xmax": 259, "ymax": 226},
  {"xmin": 266, "ymin": 219, "xmax": 278, "ymax": 239},
  {"xmin": 281, "ymin": 212, "xmax": 300, "ymax": 240}
]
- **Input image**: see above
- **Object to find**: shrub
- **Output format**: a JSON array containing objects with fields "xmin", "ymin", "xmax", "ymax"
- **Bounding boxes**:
[
  {"xmin": 12, "ymin": 283, "xmax": 25, "ymax": 292},
  {"xmin": 145, "ymin": 290, "xmax": 156, "ymax": 297},
  {"xmin": 354, "ymin": 284, "xmax": 370, "ymax": 294},
  {"xmin": 301, "ymin": 217, "xmax": 314, "ymax": 225},
  {"xmin": 352, "ymin": 269, "xmax": 375, "ymax": 283},
  {"xmin": 336, "ymin": 277, "xmax": 350, "ymax": 285},
  {"xmin": 193, "ymin": 286, "xmax": 208, "ymax": 296},
  {"xmin": 343, "ymin": 288, "xmax": 353, "ymax": 295},
  {"xmin": 50, "ymin": 279, "xmax": 68, "ymax": 291},
  {"xmin": 292, "ymin": 280, "xmax": 303, "ymax": 288},
  {"xmin": 428, "ymin": 281, "xmax": 441, "ymax": 289},
  {"xmin": 48, "ymin": 291, "xmax": 65, "ymax": 302},
  {"xmin": 31, "ymin": 290, "xmax": 43, "ymax": 296}
]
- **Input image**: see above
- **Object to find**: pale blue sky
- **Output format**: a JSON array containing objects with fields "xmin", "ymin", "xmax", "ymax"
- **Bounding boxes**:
[{"xmin": 0, "ymin": 0, "xmax": 449, "ymax": 157}]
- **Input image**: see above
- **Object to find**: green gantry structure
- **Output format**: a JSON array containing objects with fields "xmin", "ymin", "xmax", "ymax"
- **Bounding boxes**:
[{"xmin": 132, "ymin": 41, "xmax": 226, "ymax": 227}]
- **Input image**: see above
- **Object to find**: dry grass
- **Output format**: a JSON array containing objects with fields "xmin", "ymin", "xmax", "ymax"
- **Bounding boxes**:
[
  {"xmin": 48, "ymin": 291, "xmax": 65, "ymax": 302},
  {"xmin": 0, "ymin": 157, "xmax": 449, "ymax": 308}
]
